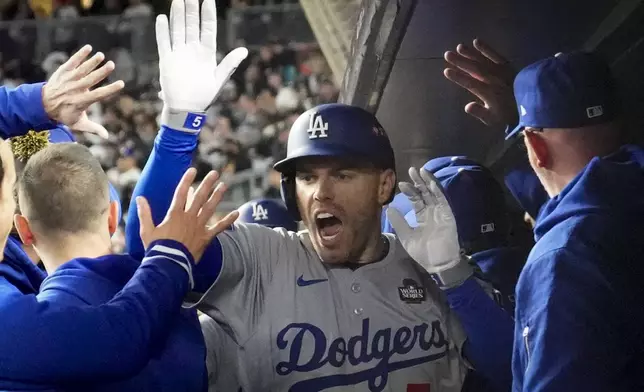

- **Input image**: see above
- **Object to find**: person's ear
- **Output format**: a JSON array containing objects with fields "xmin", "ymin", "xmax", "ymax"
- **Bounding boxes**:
[
  {"xmin": 524, "ymin": 131, "xmax": 551, "ymax": 169},
  {"xmin": 14, "ymin": 214, "xmax": 35, "ymax": 246},
  {"xmin": 378, "ymin": 169, "xmax": 396, "ymax": 205},
  {"xmin": 108, "ymin": 200, "xmax": 119, "ymax": 236}
]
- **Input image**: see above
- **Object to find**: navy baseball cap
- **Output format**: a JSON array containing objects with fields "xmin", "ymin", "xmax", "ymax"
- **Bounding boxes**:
[
  {"xmin": 237, "ymin": 198, "xmax": 298, "ymax": 232},
  {"xmin": 506, "ymin": 51, "xmax": 617, "ymax": 139},
  {"xmin": 405, "ymin": 165, "xmax": 508, "ymax": 249},
  {"xmin": 423, "ymin": 156, "xmax": 481, "ymax": 174}
]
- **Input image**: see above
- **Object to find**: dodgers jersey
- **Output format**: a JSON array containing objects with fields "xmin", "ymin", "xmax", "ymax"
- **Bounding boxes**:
[
  {"xmin": 193, "ymin": 223, "xmax": 468, "ymax": 392},
  {"xmin": 200, "ymin": 314, "xmax": 242, "ymax": 392}
]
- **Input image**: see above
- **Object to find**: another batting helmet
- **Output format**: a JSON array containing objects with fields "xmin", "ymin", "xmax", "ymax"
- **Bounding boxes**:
[
  {"xmin": 237, "ymin": 198, "xmax": 299, "ymax": 232},
  {"xmin": 273, "ymin": 104, "xmax": 396, "ymax": 220}
]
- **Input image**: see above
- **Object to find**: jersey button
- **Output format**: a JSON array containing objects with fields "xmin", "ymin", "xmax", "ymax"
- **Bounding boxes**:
[
  {"xmin": 351, "ymin": 282, "xmax": 361, "ymax": 293},
  {"xmin": 353, "ymin": 308, "xmax": 363, "ymax": 316}
]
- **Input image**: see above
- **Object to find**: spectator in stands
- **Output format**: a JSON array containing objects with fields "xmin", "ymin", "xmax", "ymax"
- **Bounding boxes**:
[
  {"xmin": 107, "ymin": 145, "xmax": 141, "ymax": 196},
  {"xmin": 122, "ymin": 0, "xmax": 153, "ymax": 18}
]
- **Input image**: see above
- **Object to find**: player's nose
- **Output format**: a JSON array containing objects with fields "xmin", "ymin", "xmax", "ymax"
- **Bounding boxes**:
[{"xmin": 313, "ymin": 175, "xmax": 334, "ymax": 202}]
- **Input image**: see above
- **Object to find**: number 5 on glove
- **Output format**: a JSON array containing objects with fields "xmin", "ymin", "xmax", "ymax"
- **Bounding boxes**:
[{"xmin": 155, "ymin": 0, "xmax": 248, "ymax": 132}]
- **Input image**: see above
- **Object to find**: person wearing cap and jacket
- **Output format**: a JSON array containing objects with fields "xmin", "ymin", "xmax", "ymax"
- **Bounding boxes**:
[
  {"xmin": 506, "ymin": 51, "xmax": 644, "ymax": 391},
  {"xmin": 406, "ymin": 164, "xmax": 526, "ymax": 316},
  {"xmin": 406, "ymin": 162, "xmax": 525, "ymax": 392}
]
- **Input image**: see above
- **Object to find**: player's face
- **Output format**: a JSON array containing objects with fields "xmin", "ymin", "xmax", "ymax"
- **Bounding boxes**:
[{"xmin": 294, "ymin": 157, "xmax": 394, "ymax": 264}]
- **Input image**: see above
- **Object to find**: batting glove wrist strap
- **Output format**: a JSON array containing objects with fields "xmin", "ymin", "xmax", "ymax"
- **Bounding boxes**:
[
  {"xmin": 161, "ymin": 107, "xmax": 206, "ymax": 134},
  {"xmin": 430, "ymin": 256, "xmax": 474, "ymax": 290}
]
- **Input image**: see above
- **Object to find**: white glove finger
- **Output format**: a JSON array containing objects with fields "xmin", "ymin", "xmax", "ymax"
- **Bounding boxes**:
[
  {"xmin": 200, "ymin": 0, "xmax": 217, "ymax": 51},
  {"xmin": 184, "ymin": 0, "xmax": 199, "ymax": 45},
  {"xmin": 386, "ymin": 207, "xmax": 412, "ymax": 238},
  {"xmin": 170, "ymin": 0, "xmax": 186, "ymax": 48},
  {"xmin": 399, "ymin": 182, "xmax": 427, "ymax": 225},
  {"xmin": 408, "ymin": 166, "xmax": 437, "ymax": 207},
  {"xmin": 422, "ymin": 168, "xmax": 450, "ymax": 208},
  {"xmin": 398, "ymin": 181, "xmax": 421, "ymax": 201},
  {"xmin": 155, "ymin": 14, "xmax": 171, "ymax": 62},
  {"xmin": 210, "ymin": 47, "xmax": 249, "ymax": 103}
]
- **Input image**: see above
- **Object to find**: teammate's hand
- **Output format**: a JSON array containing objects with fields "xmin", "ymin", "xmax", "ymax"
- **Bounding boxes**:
[
  {"xmin": 443, "ymin": 38, "xmax": 517, "ymax": 131},
  {"xmin": 387, "ymin": 168, "xmax": 471, "ymax": 288},
  {"xmin": 136, "ymin": 168, "xmax": 239, "ymax": 262},
  {"xmin": 155, "ymin": 0, "xmax": 248, "ymax": 125},
  {"xmin": 42, "ymin": 45, "xmax": 124, "ymax": 139}
]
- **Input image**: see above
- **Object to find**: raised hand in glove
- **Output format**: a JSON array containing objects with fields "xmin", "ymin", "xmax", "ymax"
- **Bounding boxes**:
[
  {"xmin": 156, "ymin": 0, "xmax": 248, "ymax": 132},
  {"xmin": 387, "ymin": 167, "xmax": 472, "ymax": 289}
]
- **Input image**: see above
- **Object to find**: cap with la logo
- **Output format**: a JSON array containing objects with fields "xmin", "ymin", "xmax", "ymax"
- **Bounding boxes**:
[
  {"xmin": 273, "ymin": 103, "xmax": 395, "ymax": 174},
  {"xmin": 506, "ymin": 51, "xmax": 618, "ymax": 139}
]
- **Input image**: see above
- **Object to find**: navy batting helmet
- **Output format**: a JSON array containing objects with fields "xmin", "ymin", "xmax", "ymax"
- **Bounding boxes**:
[
  {"xmin": 273, "ymin": 103, "xmax": 396, "ymax": 220},
  {"xmin": 237, "ymin": 198, "xmax": 299, "ymax": 232}
]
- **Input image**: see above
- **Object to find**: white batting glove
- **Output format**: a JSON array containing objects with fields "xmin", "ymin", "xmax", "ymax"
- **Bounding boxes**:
[
  {"xmin": 387, "ymin": 167, "xmax": 473, "ymax": 289},
  {"xmin": 155, "ymin": 0, "xmax": 248, "ymax": 133}
]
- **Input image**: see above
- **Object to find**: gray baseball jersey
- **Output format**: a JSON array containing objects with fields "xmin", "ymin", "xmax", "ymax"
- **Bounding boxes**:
[
  {"xmin": 192, "ymin": 223, "xmax": 468, "ymax": 392},
  {"xmin": 199, "ymin": 314, "xmax": 242, "ymax": 392}
]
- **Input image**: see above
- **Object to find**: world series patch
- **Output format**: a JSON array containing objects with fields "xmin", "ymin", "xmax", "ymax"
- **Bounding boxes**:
[{"xmin": 398, "ymin": 278, "xmax": 426, "ymax": 303}]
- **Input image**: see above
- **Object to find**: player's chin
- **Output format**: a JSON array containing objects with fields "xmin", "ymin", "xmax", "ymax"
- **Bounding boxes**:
[{"xmin": 311, "ymin": 230, "xmax": 349, "ymax": 263}]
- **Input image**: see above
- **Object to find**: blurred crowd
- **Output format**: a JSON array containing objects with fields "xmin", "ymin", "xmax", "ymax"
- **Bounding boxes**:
[{"xmin": 0, "ymin": 0, "xmax": 337, "ymax": 236}]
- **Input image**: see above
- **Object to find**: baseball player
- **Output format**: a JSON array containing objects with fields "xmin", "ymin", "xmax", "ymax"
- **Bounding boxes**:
[
  {"xmin": 200, "ymin": 198, "xmax": 297, "ymax": 391},
  {"xmin": 0, "ymin": 47, "xmax": 219, "ymax": 386},
  {"xmin": 13, "ymin": 144, "xmax": 232, "ymax": 390},
  {"xmin": 125, "ymin": 1, "xmax": 512, "ymax": 389}
]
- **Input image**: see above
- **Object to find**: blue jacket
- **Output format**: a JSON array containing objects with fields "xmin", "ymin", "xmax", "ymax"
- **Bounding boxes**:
[
  {"xmin": 513, "ymin": 145, "xmax": 644, "ymax": 391},
  {"xmin": 0, "ymin": 83, "xmax": 58, "ymax": 138},
  {"xmin": 1, "ymin": 235, "xmax": 46, "ymax": 295},
  {"xmin": 0, "ymin": 238, "xmax": 197, "ymax": 389},
  {"xmin": 38, "ymin": 254, "xmax": 206, "ymax": 391}
]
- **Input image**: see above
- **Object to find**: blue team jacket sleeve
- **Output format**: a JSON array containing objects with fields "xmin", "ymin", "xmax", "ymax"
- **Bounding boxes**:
[
  {"xmin": 0, "ymin": 83, "xmax": 58, "ymax": 137},
  {"xmin": 513, "ymin": 248, "xmax": 624, "ymax": 392},
  {"xmin": 444, "ymin": 277, "xmax": 514, "ymax": 392},
  {"xmin": 125, "ymin": 126, "xmax": 222, "ymax": 292},
  {"xmin": 0, "ymin": 240, "xmax": 193, "ymax": 383}
]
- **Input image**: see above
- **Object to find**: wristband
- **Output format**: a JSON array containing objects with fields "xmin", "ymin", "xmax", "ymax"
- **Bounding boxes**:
[
  {"xmin": 430, "ymin": 257, "xmax": 474, "ymax": 290},
  {"xmin": 161, "ymin": 107, "xmax": 207, "ymax": 133}
]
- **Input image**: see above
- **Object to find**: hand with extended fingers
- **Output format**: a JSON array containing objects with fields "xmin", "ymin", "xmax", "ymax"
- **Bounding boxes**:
[
  {"xmin": 156, "ymin": 0, "xmax": 248, "ymax": 132},
  {"xmin": 443, "ymin": 38, "xmax": 518, "ymax": 131},
  {"xmin": 137, "ymin": 168, "xmax": 239, "ymax": 262},
  {"xmin": 387, "ymin": 167, "xmax": 472, "ymax": 289},
  {"xmin": 42, "ymin": 45, "xmax": 124, "ymax": 138}
]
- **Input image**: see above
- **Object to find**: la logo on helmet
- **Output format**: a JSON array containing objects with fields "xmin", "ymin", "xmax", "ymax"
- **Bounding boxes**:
[
  {"xmin": 252, "ymin": 203, "xmax": 269, "ymax": 221},
  {"xmin": 307, "ymin": 113, "xmax": 329, "ymax": 139}
]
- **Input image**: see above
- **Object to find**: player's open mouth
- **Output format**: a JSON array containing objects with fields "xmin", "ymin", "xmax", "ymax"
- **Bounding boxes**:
[{"xmin": 315, "ymin": 212, "xmax": 343, "ymax": 243}]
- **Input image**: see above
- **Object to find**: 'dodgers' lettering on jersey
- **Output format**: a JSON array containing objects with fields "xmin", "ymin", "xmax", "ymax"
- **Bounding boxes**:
[{"xmin": 276, "ymin": 318, "xmax": 449, "ymax": 392}]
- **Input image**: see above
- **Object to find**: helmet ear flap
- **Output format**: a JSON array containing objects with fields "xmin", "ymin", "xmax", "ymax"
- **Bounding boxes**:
[{"xmin": 280, "ymin": 175, "xmax": 301, "ymax": 221}]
